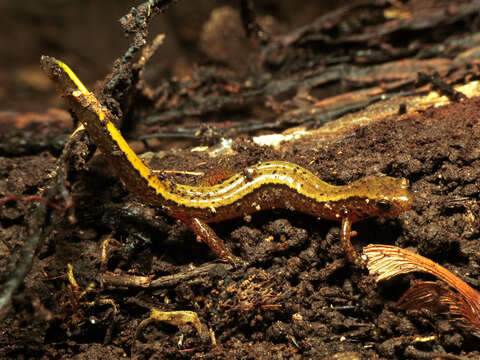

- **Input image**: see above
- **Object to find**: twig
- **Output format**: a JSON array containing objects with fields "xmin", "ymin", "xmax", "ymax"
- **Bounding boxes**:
[
  {"xmin": 101, "ymin": 262, "xmax": 232, "ymax": 289},
  {"xmin": 150, "ymin": 262, "xmax": 233, "ymax": 287},
  {"xmin": 240, "ymin": 0, "xmax": 269, "ymax": 43},
  {"xmin": 132, "ymin": 309, "xmax": 203, "ymax": 358},
  {"xmin": 105, "ymin": 0, "xmax": 178, "ymax": 97},
  {"xmin": 0, "ymin": 200, "xmax": 51, "ymax": 319},
  {"xmin": 417, "ymin": 72, "xmax": 467, "ymax": 103}
]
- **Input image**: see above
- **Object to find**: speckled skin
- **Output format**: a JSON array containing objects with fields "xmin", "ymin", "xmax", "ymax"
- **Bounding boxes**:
[
  {"xmin": 42, "ymin": 56, "xmax": 413, "ymax": 265},
  {"xmin": 163, "ymin": 162, "xmax": 411, "ymax": 223}
]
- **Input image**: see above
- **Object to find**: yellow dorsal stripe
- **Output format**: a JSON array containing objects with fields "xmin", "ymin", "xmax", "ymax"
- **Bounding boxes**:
[
  {"xmin": 57, "ymin": 60, "xmax": 89, "ymax": 95},
  {"xmin": 56, "ymin": 59, "xmax": 165, "ymax": 195},
  {"xmin": 105, "ymin": 122, "xmax": 157, "ymax": 187},
  {"xmin": 53, "ymin": 58, "xmax": 411, "ymax": 213}
]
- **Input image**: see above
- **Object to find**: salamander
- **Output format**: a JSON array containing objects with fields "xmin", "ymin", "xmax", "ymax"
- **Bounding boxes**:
[{"xmin": 40, "ymin": 56, "xmax": 412, "ymax": 265}]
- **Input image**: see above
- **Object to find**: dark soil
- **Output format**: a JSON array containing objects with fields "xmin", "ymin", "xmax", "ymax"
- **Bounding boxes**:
[{"xmin": 2, "ymin": 1, "xmax": 480, "ymax": 359}]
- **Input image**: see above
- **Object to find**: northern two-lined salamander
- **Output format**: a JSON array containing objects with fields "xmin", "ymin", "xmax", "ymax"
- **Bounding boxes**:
[{"xmin": 41, "ymin": 56, "xmax": 412, "ymax": 265}]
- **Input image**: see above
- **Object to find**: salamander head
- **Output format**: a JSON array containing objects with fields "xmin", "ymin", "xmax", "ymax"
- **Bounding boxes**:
[{"xmin": 349, "ymin": 176, "xmax": 412, "ymax": 219}]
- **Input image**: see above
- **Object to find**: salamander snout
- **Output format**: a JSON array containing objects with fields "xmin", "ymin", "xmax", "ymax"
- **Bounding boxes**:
[{"xmin": 373, "ymin": 177, "xmax": 412, "ymax": 217}]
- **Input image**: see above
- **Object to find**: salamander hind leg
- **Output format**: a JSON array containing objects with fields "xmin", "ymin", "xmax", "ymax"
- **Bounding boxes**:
[
  {"xmin": 340, "ymin": 217, "xmax": 364, "ymax": 266},
  {"xmin": 181, "ymin": 217, "xmax": 244, "ymax": 266}
]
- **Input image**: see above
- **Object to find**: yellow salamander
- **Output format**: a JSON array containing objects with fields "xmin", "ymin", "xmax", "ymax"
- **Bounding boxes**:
[{"xmin": 41, "ymin": 56, "xmax": 412, "ymax": 265}]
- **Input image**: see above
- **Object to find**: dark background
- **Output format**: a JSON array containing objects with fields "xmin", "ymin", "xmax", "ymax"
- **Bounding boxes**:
[{"xmin": 0, "ymin": 0, "xmax": 337, "ymax": 112}]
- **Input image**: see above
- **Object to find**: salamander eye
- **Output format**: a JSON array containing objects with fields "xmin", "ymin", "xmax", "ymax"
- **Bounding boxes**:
[{"xmin": 375, "ymin": 199, "xmax": 392, "ymax": 212}]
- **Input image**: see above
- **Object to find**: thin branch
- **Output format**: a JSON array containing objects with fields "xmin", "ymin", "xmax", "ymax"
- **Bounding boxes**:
[
  {"xmin": 240, "ymin": 0, "xmax": 269, "ymax": 43},
  {"xmin": 105, "ymin": 0, "xmax": 178, "ymax": 96}
]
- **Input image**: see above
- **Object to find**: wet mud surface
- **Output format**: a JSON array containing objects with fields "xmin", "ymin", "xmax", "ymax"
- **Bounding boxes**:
[{"xmin": 1, "ymin": 94, "xmax": 480, "ymax": 359}]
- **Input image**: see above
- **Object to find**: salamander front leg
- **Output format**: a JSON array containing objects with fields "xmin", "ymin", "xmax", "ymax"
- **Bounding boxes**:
[
  {"xmin": 340, "ymin": 217, "xmax": 363, "ymax": 266},
  {"xmin": 181, "ymin": 217, "xmax": 244, "ymax": 265}
]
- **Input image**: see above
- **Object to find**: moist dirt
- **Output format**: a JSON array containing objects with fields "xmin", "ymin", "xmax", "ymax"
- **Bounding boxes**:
[{"xmin": 1, "ymin": 96, "xmax": 480, "ymax": 359}]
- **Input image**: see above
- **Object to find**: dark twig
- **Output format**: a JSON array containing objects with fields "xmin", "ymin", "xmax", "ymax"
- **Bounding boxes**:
[
  {"xmin": 149, "ymin": 262, "xmax": 233, "ymax": 288},
  {"xmin": 101, "ymin": 262, "xmax": 233, "ymax": 289},
  {"xmin": 417, "ymin": 72, "xmax": 467, "ymax": 102},
  {"xmin": 119, "ymin": 0, "xmax": 178, "ymax": 35},
  {"xmin": 0, "ymin": 200, "xmax": 52, "ymax": 319},
  {"xmin": 104, "ymin": 0, "xmax": 178, "ymax": 99},
  {"xmin": 240, "ymin": 0, "xmax": 269, "ymax": 43}
]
